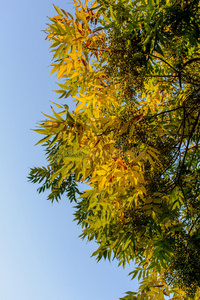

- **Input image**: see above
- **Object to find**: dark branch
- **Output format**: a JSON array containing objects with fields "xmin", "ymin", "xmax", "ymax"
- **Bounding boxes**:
[
  {"xmin": 146, "ymin": 106, "xmax": 184, "ymax": 119},
  {"xmin": 182, "ymin": 57, "xmax": 200, "ymax": 69},
  {"xmin": 150, "ymin": 54, "xmax": 178, "ymax": 73},
  {"xmin": 177, "ymin": 112, "xmax": 200, "ymax": 182}
]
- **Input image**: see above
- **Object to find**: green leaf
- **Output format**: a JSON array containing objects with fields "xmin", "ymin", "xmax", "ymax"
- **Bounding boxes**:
[
  {"xmin": 51, "ymin": 107, "xmax": 64, "ymax": 122},
  {"xmin": 35, "ymin": 134, "xmax": 52, "ymax": 145},
  {"xmin": 34, "ymin": 129, "xmax": 49, "ymax": 135},
  {"xmin": 102, "ymin": 13, "xmax": 112, "ymax": 24}
]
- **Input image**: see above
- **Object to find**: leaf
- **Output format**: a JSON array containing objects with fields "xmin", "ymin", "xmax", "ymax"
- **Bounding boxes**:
[
  {"xmin": 50, "ymin": 101, "xmax": 63, "ymax": 109},
  {"xmin": 102, "ymin": 13, "xmax": 112, "ymax": 24},
  {"xmin": 58, "ymin": 64, "xmax": 66, "ymax": 80},
  {"xmin": 50, "ymin": 64, "xmax": 60, "ymax": 75},
  {"xmin": 35, "ymin": 134, "xmax": 52, "ymax": 145},
  {"xmin": 66, "ymin": 63, "xmax": 73, "ymax": 76},
  {"xmin": 51, "ymin": 107, "xmax": 64, "ymax": 122},
  {"xmin": 53, "ymin": 4, "xmax": 63, "ymax": 16},
  {"xmin": 129, "ymin": 123, "xmax": 134, "ymax": 139},
  {"xmin": 34, "ymin": 129, "xmax": 49, "ymax": 135},
  {"xmin": 119, "ymin": 122, "xmax": 129, "ymax": 135},
  {"xmin": 93, "ymin": 26, "xmax": 105, "ymax": 32},
  {"xmin": 74, "ymin": 101, "xmax": 86, "ymax": 113},
  {"xmin": 75, "ymin": 6, "xmax": 87, "ymax": 23},
  {"xmin": 109, "ymin": 5, "xmax": 116, "ymax": 21}
]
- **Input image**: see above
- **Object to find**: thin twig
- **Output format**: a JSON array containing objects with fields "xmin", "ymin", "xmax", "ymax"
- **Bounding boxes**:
[
  {"xmin": 177, "ymin": 112, "xmax": 200, "ymax": 182},
  {"xmin": 188, "ymin": 215, "xmax": 200, "ymax": 235},
  {"xmin": 150, "ymin": 54, "xmax": 178, "ymax": 73},
  {"xmin": 146, "ymin": 106, "xmax": 184, "ymax": 119}
]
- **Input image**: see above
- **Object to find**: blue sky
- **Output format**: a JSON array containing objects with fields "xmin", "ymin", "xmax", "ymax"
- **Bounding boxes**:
[{"xmin": 0, "ymin": 1, "xmax": 138, "ymax": 299}]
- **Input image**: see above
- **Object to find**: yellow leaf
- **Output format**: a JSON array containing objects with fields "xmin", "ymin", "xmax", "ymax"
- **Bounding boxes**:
[
  {"xmin": 50, "ymin": 64, "xmax": 60, "ymax": 75},
  {"xmin": 58, "ymin": 64, "xmax": 66, "ymax": 80},
  {"xmin": 74, "ymin": 101, "xmax": 86, "ymax": 113},
  {"xmin": 70, "ymin": 71, "xmax": 80, "ymax": 79},
  {"xmin": 88, "ymin": 63, "xmax": 93, "ymax": 73},
  {"xmin": 53, "ymin": 4, "xmax": 63, "ymax": 16},
  {"xmin": 66, "ymin": 62, "xmax": 72, "ymax": 76},
  {"xmin": 96, "ymin": 170, "xmax": 107, "ymax": 175},
  {"xmin": 98, "ymin": 176, "xmax": 107, "ymax": 191}
]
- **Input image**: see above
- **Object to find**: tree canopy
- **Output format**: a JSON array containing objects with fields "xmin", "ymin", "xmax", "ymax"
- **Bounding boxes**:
[{"xmin": 29, "ymin": 0, "xmax": 200, "ymax": 298}]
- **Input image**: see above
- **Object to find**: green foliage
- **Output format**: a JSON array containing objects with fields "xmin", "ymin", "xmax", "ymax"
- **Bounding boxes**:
[
  {"xmin": 29, "ymin": 0, "xmax": 200, "ymax": 299},
  {"xmin": 28, "ymin": 167, "xmax": 80, "ymax": 203},
  {"xmin": 165, "ymin": 232, "xmax": 200, "ymax": 298}
]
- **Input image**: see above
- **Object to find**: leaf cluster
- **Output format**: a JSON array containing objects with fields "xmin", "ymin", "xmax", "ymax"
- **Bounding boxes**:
[{"xmin": 29, "ymin": 0, "xmax": 200, "ymax": 299}]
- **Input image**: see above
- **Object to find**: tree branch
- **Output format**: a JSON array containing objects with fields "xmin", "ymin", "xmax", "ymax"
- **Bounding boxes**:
[
  {"xmin": 177, "ymin": 112, "xmax": 200, "ymax": 183},
  {"xmin": 146, "ymin": 106, "xmax": 184, "ymax": 119},
  {"xmin": 182, "ymin": 57, "xmax": 200, "ymax": 69},
  {"xmin": 150, "ymin": 54, "xmax": 178, "ymax": 73}
]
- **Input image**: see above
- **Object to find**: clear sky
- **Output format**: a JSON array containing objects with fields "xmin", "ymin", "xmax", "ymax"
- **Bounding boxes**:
[{"xmin": 0, "ymin": 1, "xmax": 138, "ymax": 299}]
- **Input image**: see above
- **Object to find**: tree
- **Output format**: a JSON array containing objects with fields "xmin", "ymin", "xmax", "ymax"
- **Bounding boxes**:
[{"xmin": 28, "ymin": 0, "xmax": 200, "ymax": 298}]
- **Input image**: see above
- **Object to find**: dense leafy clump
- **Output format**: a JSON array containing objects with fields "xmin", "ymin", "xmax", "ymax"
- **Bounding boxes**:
[{"xmin": 165, "ymin": 233, "xmax": 200, "ymax": 298}]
